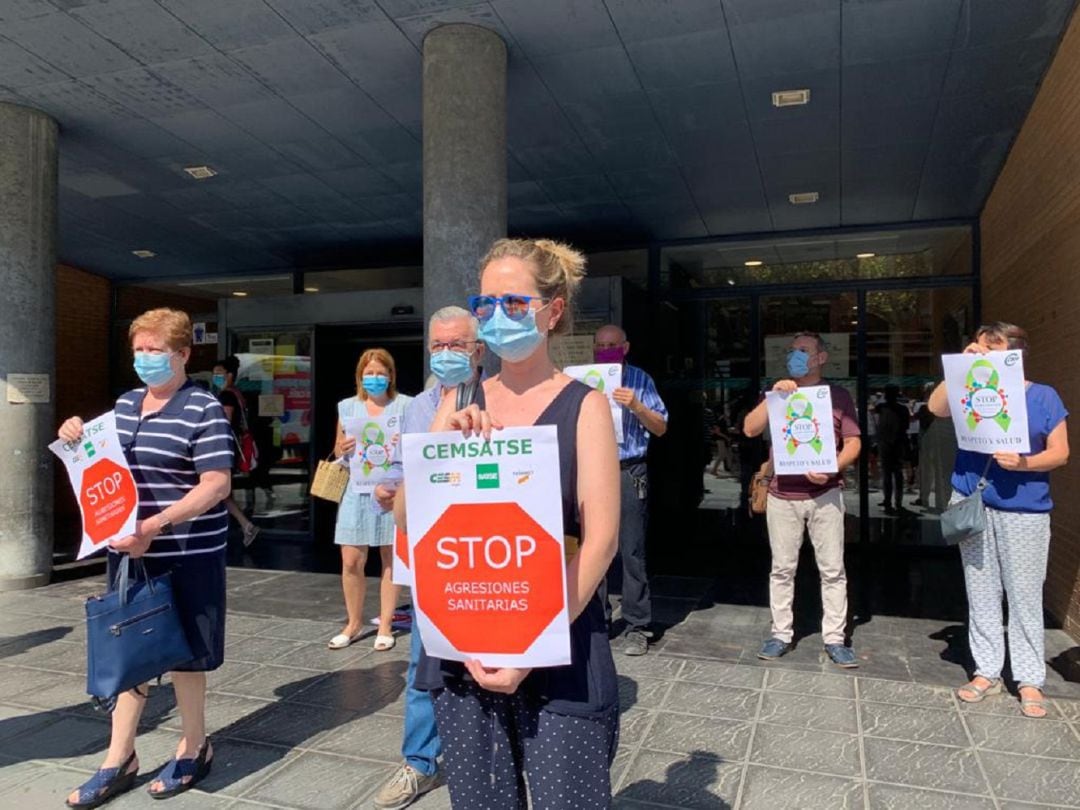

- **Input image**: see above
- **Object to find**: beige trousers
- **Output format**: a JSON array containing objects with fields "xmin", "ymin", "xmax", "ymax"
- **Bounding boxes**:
[{"xmin": 765, "ymin": 489, "xmax": 849, "ymax": 645}]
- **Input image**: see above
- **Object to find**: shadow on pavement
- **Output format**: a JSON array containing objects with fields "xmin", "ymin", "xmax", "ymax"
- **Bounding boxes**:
[
  {"xmin": 616, "ymin": 750, "xmax": 732, "ymax": 809},
  {"xmin": 0, "ymin": 626, "xmax": 73, "ymax": 659}
]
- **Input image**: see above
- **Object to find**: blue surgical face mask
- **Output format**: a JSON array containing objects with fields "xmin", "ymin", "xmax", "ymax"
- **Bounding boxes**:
[
  {"xmin": 362, "ymin": 374, "xmax": 390, "ymax": 395},
  {"xmin": 477, "ymin": 305, "xmax": 545, "ymax": 363},
  {"xmin": 134, "ymin": 351, "xmax": 176, "ymax": 387},
  {"xmin": 211, "ymin": 373, "xmax": 226, "ymax": 390},
  {"xmin": 430, "ymin": 349, "xmax": 474, "ymax": 387},
  {"xmin": 786, "ymin": 349, "xmax": 811, "ymax": 379}
]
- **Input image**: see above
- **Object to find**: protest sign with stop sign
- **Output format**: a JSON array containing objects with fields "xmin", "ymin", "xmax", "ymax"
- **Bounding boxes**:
[
  {"xmin": 402, "ymin": 426, "xmax": 570, "ymax": 668},
  {"xmin": 49, "ymin": 411, "xmax": 140, "ymax": 559}
]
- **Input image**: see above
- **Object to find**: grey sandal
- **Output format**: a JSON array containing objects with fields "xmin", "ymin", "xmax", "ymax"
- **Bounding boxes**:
[
  {"xmin": 957, "ymin": 678, "xmax": 1002, "ymax": 703},
  {"xmin": 1019, "ymin": 688, "xmax": 1048, "ymax": 718}
]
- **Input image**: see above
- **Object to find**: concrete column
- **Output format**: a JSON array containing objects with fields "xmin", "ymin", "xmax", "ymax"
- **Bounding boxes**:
[
  {"xmin": 0, "ymin": 103, "xmax": 58, "ymax": 591},
  {"xmin": 422, "ymin": 24, "xmax": 507, "ymax": 337}
]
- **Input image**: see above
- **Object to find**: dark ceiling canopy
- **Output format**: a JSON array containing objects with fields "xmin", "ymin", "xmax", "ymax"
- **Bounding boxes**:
[{"xmin": 0, "ymin": 0, "xmax": 1074, "ymax": 280}]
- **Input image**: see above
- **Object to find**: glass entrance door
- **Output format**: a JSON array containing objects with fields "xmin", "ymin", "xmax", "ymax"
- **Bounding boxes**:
[
  {"xmin": 659, "ymin": 285, "xmax": 973, "ymax": 552},
  {"xmin": 865, "ymin": 288, "xmax": 969, "ymax": 545},
  {"xmin": 231, "ymin": 329, "xmax": 314, "ymax": 541}
]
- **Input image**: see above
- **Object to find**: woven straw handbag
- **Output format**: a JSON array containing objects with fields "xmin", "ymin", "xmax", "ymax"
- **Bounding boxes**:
[{"xmin": 311, "ymin": 454, "xmax": 350, "ymax": 503}]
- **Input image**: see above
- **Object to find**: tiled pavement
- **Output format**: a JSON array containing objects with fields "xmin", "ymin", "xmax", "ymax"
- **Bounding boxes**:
[{"xmin": 1, "ymin": 568, "xmax": 1079, "ymax": 809}]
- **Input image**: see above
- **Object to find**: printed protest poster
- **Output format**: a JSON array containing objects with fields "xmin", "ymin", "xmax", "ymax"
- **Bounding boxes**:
[
  {"xmin": 342, "ymin": 413, "xmax": 402, "ymax": 494},
  {"xmin": 49, "ymin": 412, "xmax": 139, "ymax": 559},
  {"xmin": 941, "ymin": 351, "xmax": 1030, "ymax": 453},
  {"xmin": 392, "ymin": 527, "xmax": 411, "ymax": 587},
  {"xmin": 564, "ymin": 363, "xmax": 624, "ymax": 443},
  {"xmin": 765, "ymin": 385, "xmax": 839, "ymax": 475},
  {"xmin": 401, "ymin": 427, "xmax": 570, "ymax": 668}
]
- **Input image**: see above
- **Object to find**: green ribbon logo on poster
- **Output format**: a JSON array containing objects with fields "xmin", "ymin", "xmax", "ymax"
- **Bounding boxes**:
[
  {"xmin": 783, "ymin": 393, "xmax": 823, "ymax": 455},
  {"xmin": 962, "ymin": 359, "xmax": 1011, "ymax": 432}
]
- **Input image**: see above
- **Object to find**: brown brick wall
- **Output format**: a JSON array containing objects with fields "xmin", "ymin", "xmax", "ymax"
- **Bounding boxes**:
[
  {"xmin": 980, "ymin": 14, "xmax": 1080, "ymax": 639},
  {"xmin": 54, "ymin": 264, "xmax": 112, "ymax": 558}
]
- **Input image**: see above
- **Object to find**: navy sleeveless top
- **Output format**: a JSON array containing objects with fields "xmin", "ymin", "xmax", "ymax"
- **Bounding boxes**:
[{"xmin": 414, "ymin": 381, "xmax": 619, "ymax": 718}]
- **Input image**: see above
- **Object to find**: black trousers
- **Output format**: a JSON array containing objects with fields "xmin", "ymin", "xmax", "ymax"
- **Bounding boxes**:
[{"xmin": 881, "ymin": 448, "xmax": 904, "ymax": 508}]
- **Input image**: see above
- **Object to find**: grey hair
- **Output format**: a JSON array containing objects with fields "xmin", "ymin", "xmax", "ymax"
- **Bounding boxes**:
[{"xmin": 428, "ymin": 305, "xmax": 478, "ymax": 338}]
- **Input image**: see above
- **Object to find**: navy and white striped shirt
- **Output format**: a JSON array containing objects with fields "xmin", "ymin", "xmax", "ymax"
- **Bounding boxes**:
[
  {"xmin": 620, "ymin": 363, "xmax": 668, "ymax": 462},
  {"xmin": 114, "ymin": 380, "xmax": 234, "ymax": 557}
]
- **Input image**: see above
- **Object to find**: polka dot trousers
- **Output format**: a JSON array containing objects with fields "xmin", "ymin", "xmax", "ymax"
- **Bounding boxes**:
[{"xmin": 432, "ymin": 679, "xmax": 619, "ymax": 809}]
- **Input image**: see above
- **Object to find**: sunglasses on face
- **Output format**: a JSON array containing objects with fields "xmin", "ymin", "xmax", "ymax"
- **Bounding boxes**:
[{"xmin": 468, "ymin": 294, "xmax": 549, "ymax": 322}]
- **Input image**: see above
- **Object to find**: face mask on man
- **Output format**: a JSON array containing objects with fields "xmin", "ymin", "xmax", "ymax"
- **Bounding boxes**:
[
  {"xmin": 134, "ymin": 352, "xmax": 175, "ymax": 387},
  {"xmin": 430, "ymin": 349, "xmax": 474, "ymax": 387},
  {"xmin": 786, "ymin": 349, "xmax": 812, "ymax": 379},
  {"xmin": 594, "ymin": 346, "xmax": 626, "ymax": 364},
  {"xmin": 212, "ymin": 373, "xmax": 226, "ymax": 390},
  {"xmin": 362, "ymin": 374, "xmax": 390, "ymax": 395},
  {"xmin": 478, "ymin": 307, "xmax": 545, "ymax": 363}
]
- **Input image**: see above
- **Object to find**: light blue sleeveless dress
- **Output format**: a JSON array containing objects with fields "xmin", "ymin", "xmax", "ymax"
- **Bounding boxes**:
[{"xmin": 334, "ymin": 394, "xmax": 412, "ymax": 546}]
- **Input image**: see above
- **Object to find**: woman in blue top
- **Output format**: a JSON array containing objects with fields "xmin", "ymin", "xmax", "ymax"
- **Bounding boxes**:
[
  {"xmin": 396, "ymin": 238, "xmax": 621, "ymax": 808},
  {"xmin": 329, "ymin": 348, "xmax": 412, "ymax": 652},
  {"xmin": 929, "ymin": 322, "xmax": 1069, "ymax": 718}
]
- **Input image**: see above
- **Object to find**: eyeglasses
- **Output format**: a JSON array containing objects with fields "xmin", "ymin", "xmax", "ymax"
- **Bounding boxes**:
[
  {"xmin": 468, "ymin": 294, "xmax": 549, "ymax": 322},
  {"xmin": 429, "ymin": 340, "xmax": 477, "ymax": 354}
]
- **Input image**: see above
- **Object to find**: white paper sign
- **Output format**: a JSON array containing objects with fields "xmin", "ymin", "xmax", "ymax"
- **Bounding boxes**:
[
  {"xmin": 391, "ymin": 522, "xmax": 411, "ymax": 587},
  {"xmin": 48, "ymin": 412, "xmax": 140, "ymax": 559},
  {"xmin": 765, "ymin": 385, "xmax": 839, "ymax": 475},
  {"xmin": 564, "ymin": 363, "xmax": 624, "ymax": 444},
  {"xmin": 401, "ymin": 426, "xmax": 570, "ymax": 668},
  {"xmin": 941, "ymin": 351, "xmax": 1030, "ymax": 453},
  {"xmin": 343, "ymin": 414, "xmax": 401, "ymax": 494}
]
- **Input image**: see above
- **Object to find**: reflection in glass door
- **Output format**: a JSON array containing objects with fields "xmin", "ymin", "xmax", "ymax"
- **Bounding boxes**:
[
  {"xmin": 232, "ymin": 330, "xmax": 314, "ymax": 541},
  {"xmin": 865, "ymin": 288, "xmax": 969, "ymax": 545},
  {"xmin": 700, "ymin": 299, "xmax": 753, "ymax": 512}
]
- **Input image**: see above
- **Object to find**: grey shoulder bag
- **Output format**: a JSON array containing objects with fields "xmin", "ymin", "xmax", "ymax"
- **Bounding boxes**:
[{"xmin": 940, "ymin": 457, "xmax": 993, "ymax": 546}]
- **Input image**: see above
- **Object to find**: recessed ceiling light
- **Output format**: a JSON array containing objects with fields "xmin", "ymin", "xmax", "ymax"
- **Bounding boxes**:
[
  {"xmin": 788, "ymin": 192, "xmax": 819, "ymax": 205},
  {"xmin": 232, "ymin": 291, "xmax": 248, "ymax": 297},
  {"xmin": 856, "ymin": 252, "xmax": 876, "ymax": 259},
  {"xmin": 131, "ymin": 249, "xmax": 156, "ymax": 258},
  {"xmin": 304, "ymin": 286, "xmax": 319, "ymax": 293},
  {"xmin": 772, "ymin": 88, "xmax": 811, "ymax": 107},
  {"xmin": 727, "ymin": 279, "xmax": 736, "ymax": 286},
  {"xmin": 183, "ymin": 165, "xmax": 217, "ymax": 180},
  {"xmin": 744, "ymin": 260, "xmax": 763, "ymax": 267}
]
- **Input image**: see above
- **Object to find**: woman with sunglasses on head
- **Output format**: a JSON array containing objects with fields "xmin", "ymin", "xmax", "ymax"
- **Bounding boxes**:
[
  {"xmin": 329, "ymin": 348, "xmax": 412, "ymax": 652},
  {"xmin": 395, "ymin": 239, "xmax": 621, "ymax": 808}
]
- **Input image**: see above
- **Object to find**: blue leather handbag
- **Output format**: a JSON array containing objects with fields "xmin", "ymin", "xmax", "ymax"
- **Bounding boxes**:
[{"xmin": 85, "ymin": 555, "xmax": 194, "ymax": 711}]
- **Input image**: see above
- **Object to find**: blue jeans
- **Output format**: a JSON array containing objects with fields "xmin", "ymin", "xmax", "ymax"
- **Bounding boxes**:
[{"xmin": 402, "ymin": 623, "xmax": 441, "ymax": 775}]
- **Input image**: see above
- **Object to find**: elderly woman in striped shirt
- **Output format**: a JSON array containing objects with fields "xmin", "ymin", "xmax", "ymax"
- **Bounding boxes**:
[{"xmin": 59, "ymin": 308, "xmax": 233, "ymax": 808}]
